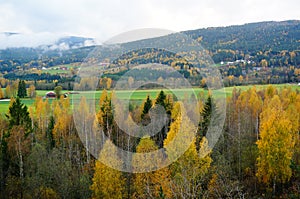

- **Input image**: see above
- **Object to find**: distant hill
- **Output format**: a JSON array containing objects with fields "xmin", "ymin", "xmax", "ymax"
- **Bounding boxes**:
[
  {"xmin": 1, "ymin": 20, "xmax": 300, "ymax": 86},
  {"xmin": 184, "ymin": 20, "xmax": 300, "ymax": 52}
]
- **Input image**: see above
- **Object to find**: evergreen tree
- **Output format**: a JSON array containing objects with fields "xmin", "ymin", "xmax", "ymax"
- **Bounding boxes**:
[
  {"xmin": 46, "ymin": 116, "xmax": 55, "ymax": 150},
  {"xmin": 197, "ymin": 94, "xmax": 217, "ymax": 150},
  {"xmin": 141, "ymin": 95, "xmax": 153, "ymax": 126},
  {"xmin": 155, "ymin": 90, "xmax": 166, "ymax": 108},
  {"xmin": 152, "ymin": 90, "xmax": 168, "ymax": 148},
  {"xmin": 17, "ymin": 80, "xmax": 27, "ymax": 98},
  {"xmin": 141, "ymin": 95, "xmax": 152, "ymax": 120},
  {"xmin": 6, "ymin": 97, "xmax": 32, "ymax": 133}
]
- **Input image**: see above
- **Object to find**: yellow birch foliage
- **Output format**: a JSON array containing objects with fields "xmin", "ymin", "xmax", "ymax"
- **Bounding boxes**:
[
  {"xmin": 164, "ymin": 102, "xmax": 212, "ymax": 197},
  {"xmin": 32, "ymin": 97, "xmax": 50, "ymax": 133},
  {"xmin": 91, "ymin": 140, "xmax": 125, "ymax": 199},
  {"xmin": 132, "ymin": 137, "xmax": 172, "ymax": 199},
  {"xmin": 52, "ymin": 97, "xmax": 71, "ymax": 144},
  {"xmin": 256, "ymin": 95, "xmax": 295, "ymax": 185}
]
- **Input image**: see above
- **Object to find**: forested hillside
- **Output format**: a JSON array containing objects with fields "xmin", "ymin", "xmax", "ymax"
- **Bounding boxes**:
[
  {"xmin": 185, "ymin": 20, "xmax": 300, "ymax": 52},
  {"xmin": 1, "ymin": 20, "xmax": 300, "ymax": 89}
]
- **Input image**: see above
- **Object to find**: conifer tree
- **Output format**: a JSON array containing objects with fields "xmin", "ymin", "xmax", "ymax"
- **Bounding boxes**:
[
  {"xmin": 6, "ymin": 97, "xmax": 31, "ymax": 133},
  {"xmin": 17, "ymin": 80, "xmax": 27, "ymax": 98},
  {"xmin": 141, "ymin": 95, "xmax": 152, "ymax": 120}
]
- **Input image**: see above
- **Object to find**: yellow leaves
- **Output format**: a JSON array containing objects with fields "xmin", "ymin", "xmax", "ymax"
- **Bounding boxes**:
[
  {"xmin": 256, "ymin": 94, "xmax": 296, "ymax": 185},
  {"xmin": 30, "ymin": 97, "xmax": 51, "ymax": 135},
  {"xmin": 294, "ymin": 68, "xmax": 300, "ymax": 76},
  {"xmin": 164, "ymin": 102, "xmax": 196, "ymax": 162},
  {"xmin": 260, "ymin": 59, "xmax": 268, "ymax": 68},
  {"xmin": 201, "ymin": 78, "xmax": 207, "ymax": 87},
  {"xmin": 38, "ymin": 187, "xmax": 60, "ymax": 199},
  {"xmin": 98, "ymin": 77, "xmax": 113, "ymax": 90},
  {"xmin": 197, "ymin": 36, "xmax": 203, "ymax": 42},
  {"xmin": 228, "ymin": 75, "xmax": 234, "ymax": 81},
  {"xmin": 238, "ymin": 75, "xmax": 243, "ymax": 83},
  {"xmin": 157, "ymin": 76, "xmax": 164, "ymax": 84},
  {"xmin": 91, "ymin": 140, "xmax": 125, "ymax": 199},
  {"xmin": 0, "ymin": 86, "xmax": 4, "ymax": 99},
  {"xmin": 106, "ymin": 78, "xmax": 112, "ymax": 90},
  {"xmin": 52, "ymin": 97, "xmax": 71, "ymax": 144},
  {"xmin": 207, "ymin": 173, "xmax": 218, "ymax": 196},
  {"xmin": 264, "ymin": 85, "xmax": 277, "ymax": 100},
  {"xmin": 164, "ymin": 102, "xmax": 212, "ymax": 197},
  {"xmin": 97, "ymin": 89, "xmax": 113, "ymax": 128},
  {"xmin": 132, "ymin": 137, "xmax": 172, "ymax": 198}
]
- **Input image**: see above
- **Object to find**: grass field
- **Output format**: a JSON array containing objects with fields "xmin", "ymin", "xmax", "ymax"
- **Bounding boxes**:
[
  {"xmin": 41, "ymin": 64, "xmax": 79, "ymax": 75},
  {"xmin": 0, "ymin": 84, "xmax": 299, "ymax": 114}
]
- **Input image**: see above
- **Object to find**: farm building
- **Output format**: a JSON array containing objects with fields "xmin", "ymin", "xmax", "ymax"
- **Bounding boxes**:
[
  {"xmin": 45, "ymin": 91, "xmax": 56, "ymax": 98},
  {"xmin": 45, "ymin": 91, "xmax": 70, "ymax": 98}
]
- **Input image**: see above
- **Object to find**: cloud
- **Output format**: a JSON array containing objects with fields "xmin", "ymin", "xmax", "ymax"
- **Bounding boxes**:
[
  {"xmin": 0, "ymin": 0, "xmax": 299, "ymax": 48},
  {"xmin": 0, "ymin": 32, "xmax": 64, "ymax": 49}
]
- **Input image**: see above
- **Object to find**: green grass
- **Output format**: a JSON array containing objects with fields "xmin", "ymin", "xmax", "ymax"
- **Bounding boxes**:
[
  {"xmin": 0, "ymin": 84, "xmax": 299, "ymax": 114},
  {"xmin": 41, "ymin": 64, "xmax": 78, "ymax": 75}
]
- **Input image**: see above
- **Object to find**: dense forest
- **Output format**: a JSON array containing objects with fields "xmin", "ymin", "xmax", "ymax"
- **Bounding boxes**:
[{"xmin": 0, "ymin": 85, "xmax": 299, "ymax": 198}]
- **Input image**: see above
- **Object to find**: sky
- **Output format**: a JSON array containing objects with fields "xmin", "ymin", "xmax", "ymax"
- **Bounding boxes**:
[{"xmin": 0, "ymin": 0, "xmax": 299, "ymax": 48}]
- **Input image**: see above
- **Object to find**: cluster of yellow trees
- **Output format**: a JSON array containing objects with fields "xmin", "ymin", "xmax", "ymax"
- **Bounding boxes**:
[
  {"xmin": 0, "ymin": 85, "xmax": 299, "ymax": 198},
  {"xmin": 90, "ymin": 86, "xmax": 300, "ymax": 198},
  {"xmin": 91, "ymin": 97, "xmax": 212, "ymax": 198},
  {"xmin": 225, "ymin": 85, "xmax": 300, "ymax": 197}
]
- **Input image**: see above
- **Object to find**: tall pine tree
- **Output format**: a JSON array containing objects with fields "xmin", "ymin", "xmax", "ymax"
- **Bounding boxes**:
[
  {"xmin": 197, "ymin": 94, "xmax": 218, "ymax": 150},
  {"xmin": 17, "ymin": 80, "xmax": 27, "ymax": 98},
  {"xmin": 6, "ymin": 97, "xmax": 31, "ymax": 133}
]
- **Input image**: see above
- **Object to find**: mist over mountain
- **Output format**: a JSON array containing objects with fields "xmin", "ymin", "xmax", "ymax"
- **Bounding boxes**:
[{"xmin": 0, "ymin": 32, "xmax": 97, "ymax": 50}]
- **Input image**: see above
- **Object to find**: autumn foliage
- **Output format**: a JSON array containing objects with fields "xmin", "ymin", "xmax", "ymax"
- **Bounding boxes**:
[{"xmin": 0, "ymin": 86, "xmax": 299, "ymax": 198}]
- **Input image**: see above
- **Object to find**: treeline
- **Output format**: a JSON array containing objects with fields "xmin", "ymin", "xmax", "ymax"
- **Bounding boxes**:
[
  {"xmin": 0, "ymin": 78, "xmax": 77, "ymax": 99},
  {"xmin": 3, "ymin": 73, "xmax": 61, "ymax": 82},
  {"xmin": 0, "ymin": 79, "xmax": 36, "ymax": 99},
  {"xmin": 0, "ymin": 86, "xmax": 300, "ymax": 198}
]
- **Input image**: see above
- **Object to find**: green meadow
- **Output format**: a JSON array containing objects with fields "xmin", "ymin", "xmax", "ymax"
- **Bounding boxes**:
[{"xmin": 0, "ymin": 84, "xmax": 298, "ymax": 114}]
